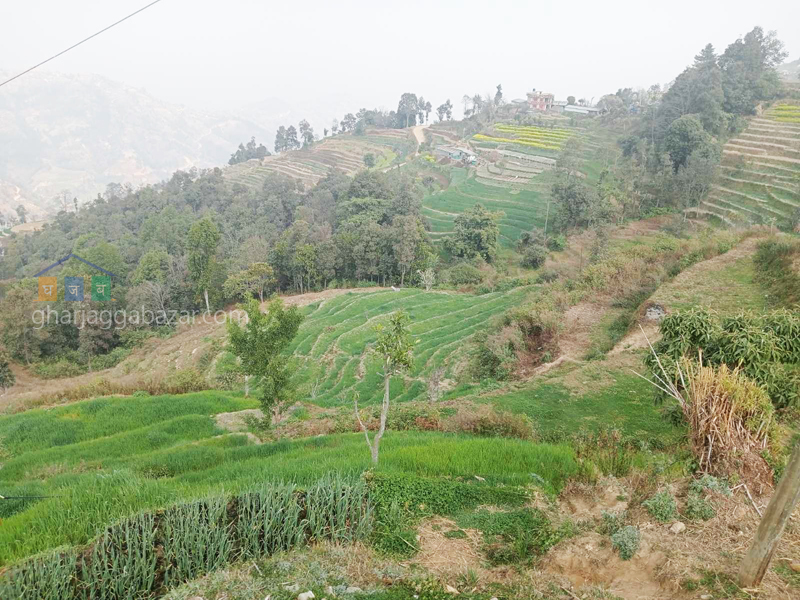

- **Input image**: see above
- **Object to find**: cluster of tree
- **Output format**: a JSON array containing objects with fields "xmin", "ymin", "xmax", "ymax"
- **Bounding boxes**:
[
  {"xmin": 622, "ymin": 28, "xmax": 787, "ymax": 167},
  {"xmin": 324, "ymin": 93, "xmax": 452, "ymax": 140},
  {"xmin": 228, "ymin": 137, "xmax": 270, "ymax": 165},
  {"xmin": 274, "ymin": 120, "xmax": 316, "ymax": 153},
  {"xmin": 0, "ymin": 164, "xmax": 448, "ymax": 369},
  {"xmin": 574, "ymin": 27, "xmax": 790, "ymax": 224}
]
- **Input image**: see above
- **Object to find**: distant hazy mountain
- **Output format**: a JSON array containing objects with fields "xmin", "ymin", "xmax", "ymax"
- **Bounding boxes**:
[
  {"xmin": 0, "ymin": 70, "xmax": 273, "ymax": 217},
  {"xmin": 778, "ymin": 58, "xmax": 800, "ymax": 81}
]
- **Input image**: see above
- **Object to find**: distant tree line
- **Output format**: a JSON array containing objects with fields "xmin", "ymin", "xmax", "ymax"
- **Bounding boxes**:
[
  {"xmin": 552, "ymin": 27, "xmax": 790, "ymax": 228},
  {"xmin": 228, "ymin": 137, "xmax": 270, "ymax": 165}
]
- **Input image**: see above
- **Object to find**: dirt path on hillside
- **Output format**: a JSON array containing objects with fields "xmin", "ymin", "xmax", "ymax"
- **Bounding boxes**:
[{"xmin": 411, "ymin": 124, "xmax": 427, "ymax": 147}]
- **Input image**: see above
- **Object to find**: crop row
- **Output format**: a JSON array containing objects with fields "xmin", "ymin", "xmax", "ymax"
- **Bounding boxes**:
[
  {"xmin": 473, "ymin": 134, "xmax": 562, "ymax": 150},
  {"xmin": 0, "ymin": 476, "xmax": 371, "ymax": 600},
  {"xmin": 494, "ymin": 124, "xmax": 573, "ymax": 137}
]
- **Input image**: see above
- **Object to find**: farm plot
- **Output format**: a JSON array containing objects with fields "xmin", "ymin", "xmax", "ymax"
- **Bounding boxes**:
[
  {"xmin": 423, "ymin": 168, "xmax": 551, "ymax": 246},
  {"xmin": 223, "ymin": 132, "xmax": 405, "ymax": 191},
  {"xmin": 473, "ymin": 124, "xmax": 575, "ymax": 152},
  {"xmin": 689, "ymin": 107, "xmax": 800, "ymax": 229},
  {"xmin": 0, "ymin": 391, "xmax": 576, "ymax": 565},
  {"xmin": 289, "ymin": 286, "xmax": 532, "ymax": 406}
]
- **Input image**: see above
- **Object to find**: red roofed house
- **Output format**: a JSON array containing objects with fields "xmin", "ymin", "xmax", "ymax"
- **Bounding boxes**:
[{"xmin": 527, "ymin": 90, "xmax": 555, "ymax": 112}]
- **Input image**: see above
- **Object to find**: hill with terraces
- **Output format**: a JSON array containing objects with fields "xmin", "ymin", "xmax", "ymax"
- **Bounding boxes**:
[
  {"xmin": 420, "ymin": 119, "xmax": 616, "ymax": 247},
  {"xmin": 223, "ymin": 129, "xmax": 415, "ymax": 190},
  {"xmin": 688, "ymin": 101, "xmax": 800, "ymax": 229}
]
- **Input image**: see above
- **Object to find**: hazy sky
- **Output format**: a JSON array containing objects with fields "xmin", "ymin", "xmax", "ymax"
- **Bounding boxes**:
[{"xmin": 2, "ymin": 0, "xmax": 799, "ymax": 122}]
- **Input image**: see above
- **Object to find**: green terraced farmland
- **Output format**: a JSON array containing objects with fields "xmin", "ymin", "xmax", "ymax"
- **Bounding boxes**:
[
  {"xmin": 289, "ymin": 286, "xmax": 532, "ymax": 405},
  {"xmin": 423, "ymin": 168, "xmax": 551, "ymax": 246},
  {"xmin": 694, "ymin": 111, "xmax": 800, "ymax": 229},
  {"xmin": 0, "ymin": 389, "xmax": 576, "ymax": 564}
]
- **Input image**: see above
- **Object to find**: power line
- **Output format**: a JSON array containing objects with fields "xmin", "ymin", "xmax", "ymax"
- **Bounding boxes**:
[{"xmin": 0, "ymin": 0, "xmax": 164, "ymax": 89}]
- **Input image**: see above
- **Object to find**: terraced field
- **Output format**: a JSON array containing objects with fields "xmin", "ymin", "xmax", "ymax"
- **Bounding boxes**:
[
  {"xmin": 287, "ymin": 286, "xmax": 532, "ymax": 405},
  {"xmin": 690, "ymin": 103, "xmax": 800, "ymax": 229},
  {"xmin": 422, "ymin": 168, "xmax": 551, "ymax": 246},
  {"xmin": 223, "ymin": 129, "xmax": 413, "ymax": 190},
  {"xmin": 474, "ymin": 123, "xmax": 575, "ymax": 151}
]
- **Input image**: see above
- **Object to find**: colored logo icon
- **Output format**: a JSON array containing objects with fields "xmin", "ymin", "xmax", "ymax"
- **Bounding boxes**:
[
  {"xmin": 38, "ymin": 277, "xmax": 57, "ymax": 301},
  {"xmin": 91, "ymin": 276, "xmax": 111, "ymax": 302},
  {"xmin": 65, "ymin": 276, "xmax": 84, "ymax": 301},
  {"xmin": 34, "ymin": 253, "xmax": 117, "ymax": 302}
]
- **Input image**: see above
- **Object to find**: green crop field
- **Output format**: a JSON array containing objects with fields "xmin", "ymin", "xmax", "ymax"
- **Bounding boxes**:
[
  {"xmin": 0, "ymin": 388, "xmax": 578, "ymax": 565},
  {"xmin": 423, "ymin": 168, "xmax": 551, "ymax": 246},
  {"xmin": 288, "ymin": 286, "xmax": 532, "ymax": 404}
]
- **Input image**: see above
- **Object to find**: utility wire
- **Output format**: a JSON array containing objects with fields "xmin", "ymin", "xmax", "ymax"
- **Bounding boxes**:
[{"xmin": 0, "ymin": 0, "xmax": 164, "ymax": 89}]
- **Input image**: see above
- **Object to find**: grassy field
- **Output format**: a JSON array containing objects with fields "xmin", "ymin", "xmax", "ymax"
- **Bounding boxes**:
[
  {"xmin": 0, "ymin": 388, "xmax": 579, "ymax": 565},
  {"xmin": 287, "ymin": 286, "xmax": 533, "ymax": 405},
  {"xmin": 422, "ymin": 168, "xmax": 550, "ymax": 246},
  {"xmin": 482, "ymin": 359, "xmax": 681, "ymax": 447},
  {"xmin": 649, "ymin": 237, "xmax": 770, "ymax": 314}
]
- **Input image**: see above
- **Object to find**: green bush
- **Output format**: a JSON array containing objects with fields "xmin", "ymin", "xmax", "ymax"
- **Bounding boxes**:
[
  {"xmin": 521, "ymin": 245, "xmax": 548, "ymax": 269},
  {"xmin": 547, "ymin": 234, "xmax": 567, "ymax": 252},
  {"xmin": 599, "ymin": 510, "xmax": 627, "ymax": 536},
  {"xmin": 445, "ymin": 263, "xmax": 483, "ymax": 286},
  {"xmin": 689, "ymin": 474, "xmax": 731, "ymax": 497},
  {"xmin": 648, "ymin": 307, "xmax": 800, "ymax": 409},
  {"xmin": 611, "ymin": 525, "xmax": 640, "ymax": 560},
  {"xmin": 32, "ymin": 358, "xmax": 86, "ymax": 379},
  {"xmin": 163, "ymin": 368, "xmax": 208, "ymax": 394},
  {"xmin": 457, "ymin": 508, "xmax": 569, "ymax": 565},
  {"xmin": 643, "ymin": 491, "xmax": 679, "ymax": 523},
  {"xmin": 685, "ymin": 492, "xmax": 715, "ymax": 521}
]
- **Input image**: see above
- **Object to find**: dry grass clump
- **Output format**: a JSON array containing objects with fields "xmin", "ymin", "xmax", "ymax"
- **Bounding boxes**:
[{"xmin": 646, "ymin": 350, "xmax": 777, "ymax": 486}]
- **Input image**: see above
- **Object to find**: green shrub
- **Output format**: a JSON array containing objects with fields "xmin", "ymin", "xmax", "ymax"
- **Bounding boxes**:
[
  {"xmin": 32, "ymin": 358, "xmax": 86, "ymax": 379},
  {"xmin": 643, "ymin": 491, "xmax": 679, "ymax": 523},
  {"xmin": 599, "ymin": 510, "xmax": 627, "ymax": 536},
  {"xmin": 611, "ymin": 525, "xmax": 640, "ymax": 560},
  {"xmin": 521, "ymin": 245, "xmax": 548, "ymax": 269},
  {"xmin": 445, "ymin": 263, "xmax": 483, "ymax": 286},
  {"xmin": 163, "ymin": 368, "xmax": 208, "ymax": 394},
  {"xmin": 685, "ymin": 493, "xmax": 715, "ymax": 521},
  {"xmin": 689, "ymin": 474, "xmax": 731, "ymax": 497},
  {"xmin": 648, "ymin": 307, "xmax": 800, "ymax": 409},
  {"xmin": 457, "ymin": 508, "xmax": 569, "ymax": 565},
  {"xmin": 536, "ymin": 269, "xmax": 559, "ymax": 284},
  {"xmin": 547, "ymin": 234, "xmax": 567, "ymax": 252},
  {"xmin": 468, "ymin": 410, "xmax": 535, "ymax": 440}
]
